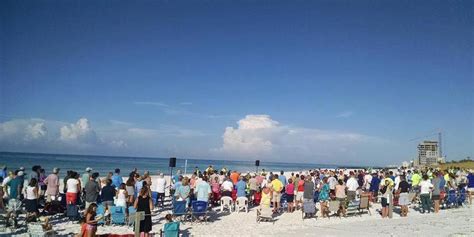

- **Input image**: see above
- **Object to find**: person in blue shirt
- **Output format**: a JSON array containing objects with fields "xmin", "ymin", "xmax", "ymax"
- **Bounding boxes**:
[
  {"xmin": 194, "ymin": 175, "xmax": 211, "ymax": 202},
  {"xmin": 0, "ymin": 165, "xmax": 7, "ymax": 179},
  {"xmin": 467, "ymin": 170, "xmax": 474, "ymax": 205},
  {"xmin": 111, "ymin": 168, "xmax": 123, "ymax": 189},
  {"xmin": 278, "ymin": 170, "xmax": 287, "ymax": 193},
  {"xmin": 369, "ymin": 172, "xmax": 381, "ymax": 201},
  {"xmin": 236, "ymin": 176, "xmax": 247, "ymax": 197}
]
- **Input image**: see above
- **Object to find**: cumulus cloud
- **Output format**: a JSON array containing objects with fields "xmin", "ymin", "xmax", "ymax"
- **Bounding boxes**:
[
  {"xmin": 60, "ymin": 118, "xmax": 97, "ymax": 144},
  {"xmin": 25, "ymin": 122, "xmax": 47, "ymax": 141},
  {"xmin": 212, "ymin": 114, "xmax": 381, "ymax": 163}
]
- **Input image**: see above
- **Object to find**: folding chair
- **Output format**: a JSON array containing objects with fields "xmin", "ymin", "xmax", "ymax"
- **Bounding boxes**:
[
  {"xmin": 172, "ymin": 200, "xmax": 189, "ymax": 221},
  {"xmin": 160, "ymin": 221, "xmax": 180, "ymax": 237},
  {"xmin": 110, "ymin": 206, "xmax": 126, "ymax": 225},
  {"xmin": 191, "ymin": 201, "xmax": 208, "ymax": 222}
]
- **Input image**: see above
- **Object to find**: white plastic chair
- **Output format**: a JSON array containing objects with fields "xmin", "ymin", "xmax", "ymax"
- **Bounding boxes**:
[
  {"xmin": 235, "ymin": 197, "xmax": 249, "ymax": 213},
  {"xmin": 220, "ymin": 196, "xmax": 234, "ymax": 212}
]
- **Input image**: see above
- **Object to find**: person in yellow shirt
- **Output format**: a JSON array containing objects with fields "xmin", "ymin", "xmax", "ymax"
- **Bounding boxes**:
[{"xmin": 271, "ymin": 174, "xmax": 283, "ymax": 213}]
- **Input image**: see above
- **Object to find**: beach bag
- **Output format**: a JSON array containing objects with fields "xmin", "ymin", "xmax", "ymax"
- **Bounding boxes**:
[{"xmin": 66, "ymin": 204, "xmax": 80, "ymax": 221}]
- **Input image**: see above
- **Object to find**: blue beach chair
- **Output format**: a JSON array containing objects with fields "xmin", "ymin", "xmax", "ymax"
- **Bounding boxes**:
[
  {"xmin": 128, "ymin": 206, "xmax": 137, "ymax": 226},
  {"xmin": 96, "ymin": 204, "xmax": 105, "ymax": 225},
  {"xmin": 161, "ymin": 222, "xmax": 180, "ymax": 237},
  {"xmin": 172, "ymin": 200, "xmax": 188, "ymax": 221},
  {"xmin": 110, "ymin": 206, "xmax": 126, "ymax": 225},
  {"xmin": 191, "ymin": 201, "xmax": 208, "ymax": 222}
]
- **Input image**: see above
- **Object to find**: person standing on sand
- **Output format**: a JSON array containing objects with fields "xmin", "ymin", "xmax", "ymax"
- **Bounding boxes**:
[
  {"xmin": 419, "ymin": 174, "xmax": 433, "ymax": 214},
  {"xmin": 380, "ymin": 179, "xmax": 391, "ymax": 218},
  {"xmin": 66, "ymin": 172, "xmax": 81, "ymax": 205},
  {"xmin": 431, "ymin": 171, "xmax": 442, "ymax": 213},
  {"xmin": 271, "ymin": 174, "xmax": 283, "ymax": 212},
  {"xmin": 111, "ymin": 169, "xmax": 123, "ymax": 189},
  {"xmin": 82, "ymin": 168, "xmax": 93, "ymax": 192},
  {"xmin": 346, "ymin": 171, "xmax": 359, "ymax": 201},
  {"xmin": 318, "ymin": 177, "xmax": 330, "ymax": 218},
  {"xmin": 44, "ymin": 168, "xmax": 60, "ymax": 202},
  {"xmin": 195, "ymin": 175, "xmax": 212, "ymax": 202},
  {"xmin": 84, "ymin": 173, "xmax": 100, "ymax": 209},
  {"xmin": 397, "ymin": 175, "xmax": 410, "ymax": 217},
  {"xmin": 154, "ymin": 173, "xmax": 166, "ymax": 208},
  {"xmin": 125, "ymin": 173, "xmax": 136, "ymax": 205}
]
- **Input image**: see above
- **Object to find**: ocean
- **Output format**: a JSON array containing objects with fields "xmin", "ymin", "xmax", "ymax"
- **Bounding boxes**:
[{"xmin": 0, "ymin": 152, "xmax": 339, "ymax": 178}]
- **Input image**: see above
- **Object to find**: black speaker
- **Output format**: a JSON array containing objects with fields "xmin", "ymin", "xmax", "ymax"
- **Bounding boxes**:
[
  {"xmin": 255, "ymin": 160, "xmax": 260, "ymax": 167},
  {"xmin": 169, "ymin": 157, "xmax": 176, "ymax": 167}
]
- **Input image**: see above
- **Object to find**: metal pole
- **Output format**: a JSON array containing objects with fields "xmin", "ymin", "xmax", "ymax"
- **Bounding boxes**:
[{"xmin": 134, "ymin": 212, "xmax": 140, "ymax": 237}]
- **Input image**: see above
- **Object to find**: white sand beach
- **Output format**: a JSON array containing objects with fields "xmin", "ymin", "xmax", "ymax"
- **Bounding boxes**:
[
  {"xmin": 7, "ymin": 172, "xmax": 469, "ymax": 236},
  {"xmin": 48, "ymin": 199, "xmax": 473, "ymax": 236}
]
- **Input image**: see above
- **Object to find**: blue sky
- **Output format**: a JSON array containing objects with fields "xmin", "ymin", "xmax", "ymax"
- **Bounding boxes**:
[{"xmin": 1, "ymin": 0, "xmax": 472, "ymax": 166}]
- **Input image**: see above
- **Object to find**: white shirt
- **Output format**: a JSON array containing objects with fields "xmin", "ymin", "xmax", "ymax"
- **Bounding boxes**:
[
  {"xmin": 394, "ymin": 176, "xmax": 401, "ymax": 190},
  {"xmin": 364, "ymin": 174, "xmax": 372, "ymax": 189},
  {"xmin": 222, "ymin": 180, "xmax": 233, "ymax": 191},
  {"xmin": 420, "ymin": 180, "xmax": 433, "ymax": 194},
  {"xmin": 66, "ymin": 178, "xmax": 79, "ymax": 193},
  {"xmin": 346, "ymin": 177, "xmax": 359, "ymax": 191},
  {"xmin": 154, "ymin": 177, "xmax": 166, "ymax": 193},
  {"xmin": 328, "ymin": 176, "xmax": 338, "ymax": 190}
]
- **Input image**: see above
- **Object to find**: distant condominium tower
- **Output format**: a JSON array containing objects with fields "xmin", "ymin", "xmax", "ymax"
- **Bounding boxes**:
[{"xmin": 418, "ymin": 140, "xmax": 439, "ymax": 166}]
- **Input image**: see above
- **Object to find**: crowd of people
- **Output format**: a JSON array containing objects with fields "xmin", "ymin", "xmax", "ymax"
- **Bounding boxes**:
[{"xmin": 0, "ymin": 164, "xmax": 473, "ymax": 236}]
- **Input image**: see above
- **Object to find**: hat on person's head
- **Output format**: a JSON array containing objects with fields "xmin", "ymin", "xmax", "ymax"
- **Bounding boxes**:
[
  {"xmin": 85, "ymin": 167, "xmax": 93, "ymax": 172},
  {"xmin": 18, "ymin": 171, "xmax": 24, "ymax": 176},
  {"xmin": 53, "ymin": 168, "xmax": 60, "ymax": 174},
  {"xmin": 19, "ymin": 167, "xmax": 25, "ymax": 171}
]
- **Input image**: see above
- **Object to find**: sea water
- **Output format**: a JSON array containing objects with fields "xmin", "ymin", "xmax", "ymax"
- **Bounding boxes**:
[{"xmin": 0, "ymin": 152, "xmax": 338, "ymax": 177}]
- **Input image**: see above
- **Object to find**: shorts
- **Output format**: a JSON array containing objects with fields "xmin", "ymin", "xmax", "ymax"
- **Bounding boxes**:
[
  {"xmin": 431, "ymin": 195, "xmax": 440, "ymax": 201},
  {"xmin": 273, "ymin": 192, "xmax": 281, "ymax": 203},
  {"xmin": 398, "ymin": 193, "xmax": 410, "ymax": 206},
  {"xmin": 222, "ymin": 191, "xmax": 232, "ymax": 197},
  {"xmin": 249, "ymin": 190, "xmax": 256, "ymax": 197},
  {"xmin": 286, "ymin": 194, "xmax": 294, "ymax": 203},
  {"xmin": 296, "ymin": 191, "xmax": 304, "ymax": 201},
  {"xmin": 381, "ymin": 197, "xmax": 388, "ymax": 207},
  {"xmin": 467, "ymin": 188, "xmax": 474, "ymax": 192}
]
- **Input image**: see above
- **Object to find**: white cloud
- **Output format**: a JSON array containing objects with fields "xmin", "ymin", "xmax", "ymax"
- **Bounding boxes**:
[
  {"xmin": 59, "ymin": 118, "xmax": 97, "ymax": 144},
  {"xmin": 336, "ymin": 111, "xmax": 354, "ymax": 118},
  {"xmin": 109, "ymin": 140, "xmax": 128, "ymax": 148},
  {"xmin": 212, "ymin": 114, "xmax": 381, "ymax": 163},
  {"xmin": 25, "ymin": 122, "xmax": 47, "ymax": 141}
]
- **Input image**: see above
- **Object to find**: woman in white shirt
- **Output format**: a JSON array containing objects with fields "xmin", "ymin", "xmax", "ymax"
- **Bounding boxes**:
[
  {"xmin": 66, "ymin": 172, "xmax": 81, "ymax": 205},
  {"xmin": 116, "ymin": 183, "xmax": 128, "ymax": 208},
  {"xmin": 25, "ymin": 178, "xmax": 39, "ymax": 216},
  {"xmin": 419, "ymin": 174, "xmax": 433, "ymax": 214}
]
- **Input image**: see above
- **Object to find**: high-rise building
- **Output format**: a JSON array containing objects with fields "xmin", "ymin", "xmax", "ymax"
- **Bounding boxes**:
[{"xmin": 418, "ymin": 140, "xmax": 439, "ymax": 166}]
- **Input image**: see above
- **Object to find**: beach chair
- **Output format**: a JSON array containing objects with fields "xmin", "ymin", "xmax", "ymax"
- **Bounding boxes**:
[
  {"xmin": 96, "ymin": 204, "xmax": 105, "ymax": 225},
  {"xmin": 235, "ymin": 197, "xmax": 249, "ymax": 213},
  {"xmin": 327, "ymin": 200, "xmax": 340, "ymax": 218},
  {"xmin": 110, "ymin": 206, "xmax": 126, "ymax": 225},
  {"xmin": 151, "ymin": 192, "xmax": 159, "ymax": 207},
  {"xmin": 346, "ymin": 200, "xmax": 360, "ymax": 217},
  {"xmin": 358, "ymin": 194, "xmax": 371, "ymax": 215},
  {"xmin": 160, "ymin": 221, "xmax": 180, "ymax": 237},
  {"xmin": 446, "ymin": 189, "xmax": 457, "ymax": 208},
  {"xmin": 172, "ymin": 200, "xmax": 189, "ymax": 221},
  {"xmin": 191, "ymin": 201, "xmax": 208, "ymax": 222},
  {"xmin": 220, "ymin": 196, "xmax": 234, "ymax": 212},
  {"xmin": 27, "ymin": 222, "xmax": 55, "ymax": 237},
  {"xmin": 128, "ymin": 206, "xmax": 136, "ymax": 226},
  {"xmin": 457, "ymin": 188, "xmax": 467, "ymax": 207},
  {"xmin": 302, "ymin": 199, "xmax": 316, "ymax": 219},
  {"xmin": 256, "ymin": 206, "xmax": 274, "ymax": 223}
]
